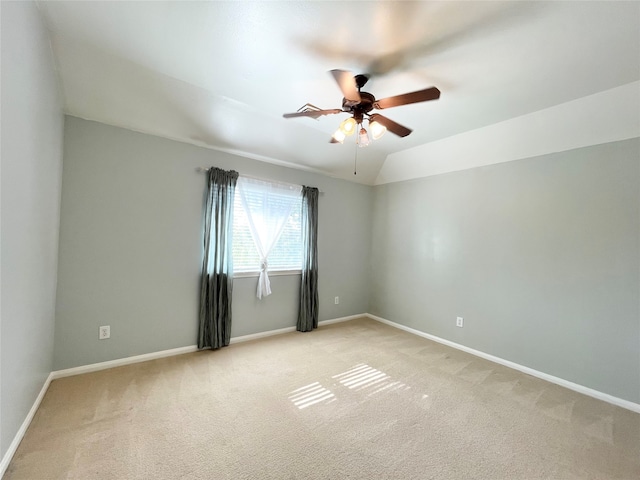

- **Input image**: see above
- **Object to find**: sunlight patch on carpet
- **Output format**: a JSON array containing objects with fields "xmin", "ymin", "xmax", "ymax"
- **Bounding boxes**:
[
  {"xmin": 333, "ymin": 364, "xmax": 389, "ymax": 389},
  {"xmin": 332, "ymin": 363, "xmax": 411, "ymax": 397},
  {"xmin": 288, "ymin": 382, "xmax": 335, "ymax": 409}
]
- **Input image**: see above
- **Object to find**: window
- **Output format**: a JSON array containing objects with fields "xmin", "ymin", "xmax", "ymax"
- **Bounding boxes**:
[{"xmin": 232, "ymin": 177, "xmax": 302, "ymax": 274}]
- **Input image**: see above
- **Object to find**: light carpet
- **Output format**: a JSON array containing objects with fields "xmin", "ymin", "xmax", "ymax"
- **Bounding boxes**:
[{"xmin": 4, "ymin": 317, "xmax": 640, "ymax": 479}]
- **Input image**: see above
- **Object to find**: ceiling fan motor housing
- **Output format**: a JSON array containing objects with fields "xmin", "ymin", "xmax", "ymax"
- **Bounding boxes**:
[{"xmin": 342, "ymin": 91, "xmax": 376, "ymax": 120}]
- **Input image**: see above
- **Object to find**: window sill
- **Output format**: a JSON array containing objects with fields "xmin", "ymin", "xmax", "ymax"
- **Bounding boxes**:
[{"xmin": 234, "ymin": 270, "xmax": 302, "ymax": 278}]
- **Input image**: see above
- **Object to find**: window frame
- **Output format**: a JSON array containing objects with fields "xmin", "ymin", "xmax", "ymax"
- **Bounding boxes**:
[
  {"xmin": 231, "ymin": 176, "xmax": 303, "ymax": 276},
  {"xmin": 233, "ymin": 269, "xmax": 302, "ymax": 278}
]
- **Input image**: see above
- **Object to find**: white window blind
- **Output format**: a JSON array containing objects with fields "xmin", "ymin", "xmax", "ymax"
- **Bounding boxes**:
[{"xmin": 232, "ymin": 178, "xmax": 303, "ymax": 275}]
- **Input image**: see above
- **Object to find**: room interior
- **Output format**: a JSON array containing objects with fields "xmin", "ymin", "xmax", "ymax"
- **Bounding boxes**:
[{"xmin": 1, "ymin": 0, "xmax": 639, "ymax": 477}]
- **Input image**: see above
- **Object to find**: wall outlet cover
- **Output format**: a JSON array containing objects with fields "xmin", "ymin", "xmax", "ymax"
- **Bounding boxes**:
[
  {"xmin": 99, "ymin": 325, "xmax": 111, "ymax": 339},
  {"xmin": 456, "ymin": 317, "xmax": 464, "ymax": 328}
]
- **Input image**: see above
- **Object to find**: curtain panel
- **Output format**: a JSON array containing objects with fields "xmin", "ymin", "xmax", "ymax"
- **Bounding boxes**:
[
  {"xmin": 297, "ymin": 186, "xmax": 319, "ymax": 332},
  {"xmin": 198, "ymin": 167, "xmax": 238, "ymax": 350}
]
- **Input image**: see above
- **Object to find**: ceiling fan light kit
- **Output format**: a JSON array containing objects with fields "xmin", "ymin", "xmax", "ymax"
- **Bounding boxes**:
[
  {"xmin": 332, "ymin": 116, "xmax": 386, "ymax": 147},
  {"xmin": 284, "ymin": 69, "xmax": 440, "ymax": 147}
]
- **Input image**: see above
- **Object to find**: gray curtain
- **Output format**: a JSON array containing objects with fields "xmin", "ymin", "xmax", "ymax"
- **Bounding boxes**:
[
  {"xmin": 297, "ymin": 186, "xmax": 319, "ymax": 332},
  {"xmin": 198, "ymin": 167, "xmax": 239, "ymax": 349}
]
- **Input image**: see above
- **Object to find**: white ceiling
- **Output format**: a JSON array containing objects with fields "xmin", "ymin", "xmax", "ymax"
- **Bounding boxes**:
[{"xmin": 37, "ymin": 1, "xmax": 640, "ymax": 185}]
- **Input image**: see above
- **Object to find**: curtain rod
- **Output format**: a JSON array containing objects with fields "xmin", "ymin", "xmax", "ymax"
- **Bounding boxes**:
[{"xmin": 197, "ymin": 167, "xmax": 324, "ymax": 194}]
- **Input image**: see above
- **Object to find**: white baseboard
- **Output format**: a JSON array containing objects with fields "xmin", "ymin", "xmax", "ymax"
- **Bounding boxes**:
[
  {"xmin": 51, "ymin": 345, "xmax": 199, "ymax": 380},
  {"xmin": 366, "ymin": 313, "xmax": 640, "ymax": 414},
  {"xmin": 0, "ymin": 372, "xmax": 54, "ymax": 478},
  {"xmin": 319, "ymin": 314, "xmax": 366, "ymax": 326},
  {"xmin": 230, "ymin": 326, "xmax": 296, "ymax": 343},
  {"xmin": 230, "ymin": 314, "xmax": 362, "ymax": 344}
]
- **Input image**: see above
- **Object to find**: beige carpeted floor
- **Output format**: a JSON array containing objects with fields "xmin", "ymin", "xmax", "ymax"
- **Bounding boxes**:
[{"xmin": 4, "ymin": 317, "xmax": 640, "ymax": 479}]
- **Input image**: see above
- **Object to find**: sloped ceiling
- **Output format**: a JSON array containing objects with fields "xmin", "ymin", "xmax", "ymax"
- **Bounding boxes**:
[{"xmin": 37, "ymin": 1, "xmax": 639, "ymax": 185}]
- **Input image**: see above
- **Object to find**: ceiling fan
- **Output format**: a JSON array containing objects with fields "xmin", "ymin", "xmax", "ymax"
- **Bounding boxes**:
[{"xmin": 283, "ymin": 70, "xmax": 440, "ymax": 146}]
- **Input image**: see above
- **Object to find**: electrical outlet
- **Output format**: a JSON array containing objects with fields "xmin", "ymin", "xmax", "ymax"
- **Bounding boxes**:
[
  {"xmin": 99, "ymin": 325, "xmax": 111, "ymax": 340},
  {"xmin": 334, "ymin": 296, "xmax": 339, "ymax": 305},
  {"xmin": 456, "ymin": 317, "xmax": 464, "ymax": 328}
]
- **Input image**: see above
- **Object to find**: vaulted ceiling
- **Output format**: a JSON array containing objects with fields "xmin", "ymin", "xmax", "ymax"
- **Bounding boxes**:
[{"xmin": 38, "ymin": 1, "xmax": 640, "ymax": 185}]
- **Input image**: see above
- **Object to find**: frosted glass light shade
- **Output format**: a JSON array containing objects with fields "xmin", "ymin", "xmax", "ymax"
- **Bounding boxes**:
[
  {"xmin": 339, "ymin": 117, "xmax": 357, "ymax": 136},
  {"xmin": 369, "ymin": 120, "xmax": 387, "ymax": 140},
  {"xmin": 332, "ymin": 129, "xmax": 346, "ymax": 143}
]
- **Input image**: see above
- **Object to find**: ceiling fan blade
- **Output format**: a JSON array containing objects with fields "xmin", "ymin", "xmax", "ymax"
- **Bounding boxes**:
[
  {"xmin": 283, "ymin": 109, "xmax": 342, "ymax": 119},
  {"xmin": 329, "ymin": 69, "xmax": 361, "ymax": 104},
  {"xmin": 374, "ymin": 87, "xmax": 441, "ymax": 109},
  {"xmin": 369, "ymin": 113, "xmax": 412, "ymax": 137}
]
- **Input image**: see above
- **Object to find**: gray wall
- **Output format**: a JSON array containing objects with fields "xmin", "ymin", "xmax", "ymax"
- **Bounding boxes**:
[
  {"xmin": 370, "ymin": 138, "xmax": 640, "ymax": 403},
  {"xmin": 54, "ymin": 117, "xmax": 372, "ymax": 370},
  {"xmin": 0, "ymin": 1, "xmax": 64, "ymax": 457}
]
